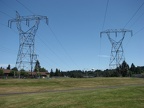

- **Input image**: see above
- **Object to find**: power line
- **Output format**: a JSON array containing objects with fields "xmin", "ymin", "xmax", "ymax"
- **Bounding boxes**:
[
  {"xmin": 16, "ymin": 0, "xmax": 80, "ymax": 67},
  {"xmin": 0, "ymin": 23, "xmax": 7, "ymax": 27},
  {"xmin": 15, "ymin": 0, "xmax": 80, "ymax": 69},
  {"xmin": 123, "ymin": 1, "xmax": 144, "ymax": 28},
  {"xmin": 129, "ymin": 10, "xmax": 144, "ymax": 29},
  {"xmin": 36, "ymin": 34, "xmax": 72, "ymax": 69},
  {"xmin": 134, "ymin": 26, "xmax": 144, "ymax": 35},
  {"xmin": 99, "ymin": 0, "xmax": 109, "ymax": 70},
  {"xmin": 0, "ymin": 47, "xmax": 16, "ymax": 54},
  {"xmin": 47, "ymin": 25, "xmax": 80, "ymax": 69},
  {"xmin": 0, "ymin": 11, "xmax": 13, "ymax": 18},
  {"xmin": 35, "ymin": 48, "xmax": 60, "ymax": 70},
  {"xmin": 6, "ymin": 1, "xmax": 66, "ymax": 69},
  {"xmin": 121, "ymin": 1, "xmax": 144, "ymax": 56},
  {"xmin": 0, "ymin": 10, "xmax": 19, "ymax": 33},
  {"xmin": 102, "ymin": 0, "xmax": 109, "ymax": 30},
  {"xmin": 0, "ymin": 4, "xmax": 74, "ymax": 70},
  {"xmin": 0, "ymin": 0, "xmax": 17, "ymax": 12},
  {"xmin": 0, "ymin": 42, "xmax": 17, "ymax": 54},
  {"xmin": 0, "ymin": 22, "xmax": 17, "ymax": 33},
  {"xmin": 15, "ymin": 0, "xmax": 35, "ymax": 14},
  {"xmin": 124, "ymin": 26, "xmax": 144, "ymax": 50}
]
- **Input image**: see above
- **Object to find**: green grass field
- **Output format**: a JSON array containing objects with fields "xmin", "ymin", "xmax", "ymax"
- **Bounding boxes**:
[{"xmin": 0, "ymin": 78, "xmax": 144, "ymax": 108}]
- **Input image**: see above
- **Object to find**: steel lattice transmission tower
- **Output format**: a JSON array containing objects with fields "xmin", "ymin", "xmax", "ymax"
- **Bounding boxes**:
[
  {"xmin": 8, "ymin": 11, "xmax": 48, "ymax": 72},
  {"xmin": 100, "ymin": 29, "xmax": 132, "ymax": 69}
]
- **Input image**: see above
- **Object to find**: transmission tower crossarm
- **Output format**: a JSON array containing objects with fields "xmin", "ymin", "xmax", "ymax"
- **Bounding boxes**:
[
  {"xmin": 8, "ymin": 11, "xmax": 48, "ymax": 28},
  {"xmin": 100, "ymin": 29, "xmax": 133, "ymax": 37}
]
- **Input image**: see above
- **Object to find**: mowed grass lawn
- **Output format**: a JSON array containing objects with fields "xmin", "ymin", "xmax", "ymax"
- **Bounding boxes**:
[{"xmin": 0, "ymin": 77, "xmax": 144, "ymax": 108}]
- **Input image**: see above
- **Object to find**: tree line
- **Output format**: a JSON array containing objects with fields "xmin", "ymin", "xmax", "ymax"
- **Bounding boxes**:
[
  {"xmin": 0, "ymin": 60, "xmax": 144, "ymax": 78},
  {"xmin": 50, "ymin": 61, "xmax": 144, "ymax": 78}
]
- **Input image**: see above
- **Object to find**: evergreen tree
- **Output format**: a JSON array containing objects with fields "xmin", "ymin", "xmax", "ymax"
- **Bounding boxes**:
[
  {"xmin": 50, "ymin": 69, "xmax": 54, "ymax": 77},
  {"xmin": 34, "ymin": 60, "xmax": 47, "ymax": 72},
  {"xmin": 55, "ymin": 68, "xmax": 61, "ymax": 76},
  {"xmin": 7, "ymin": 64, "xmax": 11, "ymax": 70},
  {"xmin": 130, "ymin": 63, "xmax": 136, "ymax": 74},
  {"xmin": 34, "ymin": 60, "xmax": 41, "ymax": 72},
  {"xmin": 119, "ymin": 61, "xmax": 129, "ymax": 77}
]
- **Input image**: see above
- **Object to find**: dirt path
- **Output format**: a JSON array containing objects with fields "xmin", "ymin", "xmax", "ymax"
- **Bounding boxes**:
[{"xmin": 0, "ymin": 84, "xmax": 143, "ymax": 96}]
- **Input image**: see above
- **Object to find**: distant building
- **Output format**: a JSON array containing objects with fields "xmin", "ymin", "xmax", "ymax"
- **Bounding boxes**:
[{"xmin": 0, "ymin": 69, "xmax": 49, "ymax": 78}]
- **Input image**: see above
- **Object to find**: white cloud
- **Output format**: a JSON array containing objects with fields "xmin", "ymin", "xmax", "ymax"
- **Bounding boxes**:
[{"xmin": 97, "ymin": 55, "xmax": 110, "ymax": 58}]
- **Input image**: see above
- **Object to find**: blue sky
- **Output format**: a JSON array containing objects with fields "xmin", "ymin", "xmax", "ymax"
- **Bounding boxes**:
[{"xmin": 0, "ymin": 0, "xmax": 144, "ymax": 71}]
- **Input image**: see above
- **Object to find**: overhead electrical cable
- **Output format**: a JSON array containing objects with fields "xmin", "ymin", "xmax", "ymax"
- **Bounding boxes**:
[
  {"xmin": 102, "ymin": 0, "xmax": 109, "ymax": 30},
  {"xmin": 0, "ymin": 0, "xmax": 18, "ymax": 14},
  {"xmin": 15, "ymin": 0, "xmax": 80, "ymax": 70},
  {"xmin": 99, "ymin": 0, "xmax": 109, "ymax": 70},
  {"xmin": 15, "ymin": 0, "xmax": 35, "ymax": 14},
  {"xmin": 47, "ymin": 25, "xmax": 80, "ymax": 69},
  {"xmin": 0, "ymin": 11, "xmax": 13, "ymax": 18},
  {"xmin": 123, "ymin": 1, "xmax": 144, "ymax": 48},
  {"xmin": 35, "ymin": 48, "xmax": 60, "ymax": 69},
  {"xmin": 0, "ymin": 8, "xmax": 70, "ymax": 70},
  {"xmin": 124, "ymin": 26, "xmax": 144, "ymax": 50},
  {"xmin": 36, "ymin": 35, "xmax": 72, "ymax": 69},
  {"xmin": 123, "ymin": 1, "xmax": 144, "ymax": 28},
  {"xmin": 129, "ymin": 11, "xmax": 144, "ymax": 29},
  {"xmin": 118, "ymin": 0, "xmax": 144, "ymax": 56},
  {"xmin": 134, "ymin": 26, "xmax": 144, "ymax": 35},
  {"xmin": 0, "ymin": 3, "xmax": 54, "ymax": 70},
  {"xmin": 0, "ymin": 43, "xmax": 17, "ymax": 54},
  {"xmin": 0, "ymin": 22, "xmax": 17, "ymax": 33}
]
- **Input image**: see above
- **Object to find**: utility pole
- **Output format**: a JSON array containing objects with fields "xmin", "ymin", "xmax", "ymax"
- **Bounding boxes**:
[
  {"xmin": 8, "ymin": 11, "xmax": 48, "ymax": 77},
  {"xmin": 100, "ymin": 29, "xmax": 132, "ymax": 69}
]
